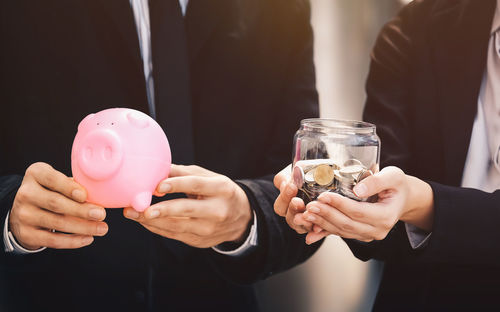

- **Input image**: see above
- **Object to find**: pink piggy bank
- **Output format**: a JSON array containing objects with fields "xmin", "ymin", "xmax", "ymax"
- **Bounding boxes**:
[{"xmin": 71, "ymin": 108, "xmax": 171, "ymax": 212}]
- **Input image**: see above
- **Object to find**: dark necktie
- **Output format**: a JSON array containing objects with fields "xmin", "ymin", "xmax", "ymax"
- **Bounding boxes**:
[{"xmin": 149, "ymin": 0, "xmax": 194, "ymax": 165}]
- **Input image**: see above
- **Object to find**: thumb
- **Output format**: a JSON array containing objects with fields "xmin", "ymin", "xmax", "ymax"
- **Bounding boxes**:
[
  {"xmin": 353, "ymin": 166, "xmax": 405, "ymax": 198},
  {"xmin": 273, "ymin": 164, "xmax": 292, "ymax": 189}
]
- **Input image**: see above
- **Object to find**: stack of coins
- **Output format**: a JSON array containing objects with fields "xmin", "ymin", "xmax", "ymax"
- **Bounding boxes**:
[{"xmin": 293, "ymin": 159, "xmax": 375, "ymax": 202}]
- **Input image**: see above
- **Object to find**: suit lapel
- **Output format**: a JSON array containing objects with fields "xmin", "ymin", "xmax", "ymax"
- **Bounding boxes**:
[{"xmin": 431, "ymin": 0, "xmax": 496, "ymax": 185}]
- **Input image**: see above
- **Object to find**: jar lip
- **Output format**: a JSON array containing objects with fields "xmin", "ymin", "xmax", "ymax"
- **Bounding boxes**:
[{"xmin": 301, "ymin": 118, "xmax": 376, "ymax": 133}]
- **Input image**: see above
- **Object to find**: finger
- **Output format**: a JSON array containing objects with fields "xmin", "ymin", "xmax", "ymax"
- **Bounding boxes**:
[
  {"xmin": 316, "ymin": 192, "xmax": 381, "ymax": 225},
  {"xmin": 273, "ymin": 165, "xmax": 292, "ymax": 189},
  {"xmin": 352, "ymin": 166, "xmax": 405, "ymax": 198},
  {"xmin": 304, "ymin": 202, "xmax": 374, "ymax": 240},
  {"xmin": 292, "ymin": 213, "xmax": 313, "ymax": 231},
  {"xmin": 286, "ymin": 208, "xmax": 307, "ymax": 234},
  {"xmin": 26, "ymin": 162, "xmax": 87, "ymax": 202},
  {"xmin": 28, "ymin": 227, "xmax": 94, "ymax": 249},
  {"xmin": 25, "ymin": 207, "xmax": 108, "ymax": 236},
  {"xmin": 168, "ymin": 164, "xmax": 216, "ymax": 178},
  {"xmin": 306, "ymin": 231, "xmax": 329, "ymax": 245},
  {"xmin": 290, "ymin": 196, "xmax": 306, "ymax": 213},
  {"xmin": 156, "ymin": 175, "xmax": 230, "ymax": 196},
  {"xmin": 313, "ymin": 224, "xmax": 323, "ymax": 233},
  {"xmin": 140, "ymin": 198, "xmax": 215, "ymax": 220},
  {"xmin": 274, "ymin": 182, "xmax": 298, "ymax": 216},
  {"xmin": 26, "ymin": 184, "xmax": 106, "ymax": 221},
  {"xmin": 146, "ymin": 217, "xmax": 220, "ymax": 237}
]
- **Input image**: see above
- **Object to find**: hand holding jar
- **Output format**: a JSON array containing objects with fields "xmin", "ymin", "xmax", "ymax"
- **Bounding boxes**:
[{"xmin": 274, "ymin": 119, "xmax": 434, "ymax": 244}]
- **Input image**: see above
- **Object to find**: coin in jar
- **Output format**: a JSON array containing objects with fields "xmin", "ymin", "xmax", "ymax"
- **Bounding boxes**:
[
  {"xmin": 313, "ymin": 164, "xmax": 335, "ymax": 186},
  {"xmin": 292, "ymin": 166, "xmax": 305, "ymax": 188},
  {"xmin": 339, "ymin": 164, "xmax": 364, "ymax": 178}
]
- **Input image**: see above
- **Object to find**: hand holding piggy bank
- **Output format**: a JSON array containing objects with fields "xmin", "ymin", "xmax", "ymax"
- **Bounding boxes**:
[{"xmin": 71, "ymin": 108, "xmax": 171, "ymax": 212}]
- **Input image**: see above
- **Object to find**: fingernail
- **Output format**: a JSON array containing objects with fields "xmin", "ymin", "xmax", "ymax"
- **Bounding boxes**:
[
  {"xmin": 148, "ymin": 209, "xmax": 160, "ymax": 219},
  {"xmin": 97, "ymin": 224, "xmax": 108, "ymax": 235},
  {"xmin": 308, "ymin": 206, "xmax": 320, "ymax": 214},
  {"xmin": 354, "ymin": 183, "xmax": 367, "ymax": 197},
  {"xmin": 89, "ymin": 208, "xmax": 105, "ymax": 220},
  {"xmin": 82, "ymin": 236, "xmax": 94, "ymax": 246},
  {"xmin": 125, "ymin": 209, "xmax": 140, "ymax": 219},
  {"xmin": 158, "ymin": 182, "xmax": 172, "ymax": 194},
  {"xmin": 306, "ymin": 214, "xmax": 316, "ymax": 222},
  {"xmin": 72, "ymin": 189, "xmax": 86, "ymax": 202},
  {"xmin": 317, "ymin": 193, "xmax": 330, "ymax": 203},
  {"xmin": 314, "ymin": 226, "xmax": 322, "ymax": 233}
]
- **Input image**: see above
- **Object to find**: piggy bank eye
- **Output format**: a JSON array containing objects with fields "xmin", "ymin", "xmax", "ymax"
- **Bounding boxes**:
[
  {"xmin": 78, "ymin": 113, "xmax": 96, "ymax": 132},
  {"xmin": 127, "ymin": 112, "xmax": 149, "ymax": 129}
]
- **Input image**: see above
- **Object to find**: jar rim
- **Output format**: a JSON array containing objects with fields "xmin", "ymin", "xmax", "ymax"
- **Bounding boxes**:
[{"xmin": 301, "ymin": 118, "xmax": 375, "ymax": 133}]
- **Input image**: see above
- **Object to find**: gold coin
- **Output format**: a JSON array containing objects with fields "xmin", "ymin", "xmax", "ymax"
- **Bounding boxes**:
[{"xmin": 313, "ymin": 164, "xmax": 334, "ymax": 186}]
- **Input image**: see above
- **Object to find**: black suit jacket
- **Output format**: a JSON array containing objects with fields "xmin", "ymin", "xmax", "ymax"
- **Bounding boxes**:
[
  {"xmin": 0, "ymin": 1, "xmax": 320, "ymax": 311},
  {"xmin": 350, "ymin": 0, "xmax": 500, "ymax": 310}
]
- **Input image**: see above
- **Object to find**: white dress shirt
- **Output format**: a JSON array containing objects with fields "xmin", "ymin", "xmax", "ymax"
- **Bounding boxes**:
[
  {"xmin": 4, "ymin": 0, "xmax": 258, "ymax": 256},
  {"xmin": 406, "ymin": 0, "xmax": 500, "ymax": 249}
]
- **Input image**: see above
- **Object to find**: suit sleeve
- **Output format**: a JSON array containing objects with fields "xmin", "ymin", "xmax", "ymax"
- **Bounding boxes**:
[
  {"xmin": 347, "ymin": 1, "xmax": 500, "ymax": 266},
  {"xmin": 0, "ymin": 175, "xmax": 23, "ymax": 259},
  {"xmin": 345, "ymin": 2, "xmax": 431, "ymax": 262},
  {"xmin": 205, "ymin": 0, "xmax": 321, "ymax": 284}
]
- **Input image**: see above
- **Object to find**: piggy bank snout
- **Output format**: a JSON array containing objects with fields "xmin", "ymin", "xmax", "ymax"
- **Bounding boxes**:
[{"xmin": 76, "ymin": 129, "xmax": 123, "ymax": 181}]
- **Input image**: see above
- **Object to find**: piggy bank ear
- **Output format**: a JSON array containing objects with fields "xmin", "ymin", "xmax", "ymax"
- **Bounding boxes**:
[
  {"xmin": 78, "ymin": 113, "xmax": 96, "ymax": 132},
  {"xmin": 127, "ymin": 111, "xmax": 150, "ymax": 129}
]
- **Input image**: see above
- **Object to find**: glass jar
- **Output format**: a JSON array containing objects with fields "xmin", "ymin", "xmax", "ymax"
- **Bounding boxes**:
[{"xmin": 292, "ymin": 119, "xmax": 380, "ymax": 202}]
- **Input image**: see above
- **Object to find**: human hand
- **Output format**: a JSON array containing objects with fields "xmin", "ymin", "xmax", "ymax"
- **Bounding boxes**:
[
  {"xmin": 9, "ymin": 162, "xmax": 108, "ymax": 250},
  {"xmin": 123, "ymin": 165, "xmax": 252, "ymax": 248},
  {"xmin": 273, "ymin": 165, "xmax": 314, "ymax": 234},
  {"xmin": 303, "ymin": 166, "xmax": 434, "ymax": 244}
]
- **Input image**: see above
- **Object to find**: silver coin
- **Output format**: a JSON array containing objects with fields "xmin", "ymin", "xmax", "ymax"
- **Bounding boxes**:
[
  {"xmin": 343, "ymin": 159, "xmax": 363, "ymax": 167},
  {"xmin": 339, "ymin": 165, "xmax": 364, "ymax": 178},
  {"xmin": 355, "ymin": 169, "xmax": 373, "ymax": 183}
]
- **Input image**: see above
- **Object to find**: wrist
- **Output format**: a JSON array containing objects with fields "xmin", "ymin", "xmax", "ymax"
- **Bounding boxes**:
[{"xmin": 400, "ymin": 175, "xmax": 434, "ymax": 232}]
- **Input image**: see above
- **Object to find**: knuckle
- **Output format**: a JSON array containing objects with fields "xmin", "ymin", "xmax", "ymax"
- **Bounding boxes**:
[
  {"xmin": 16, "ymin": 185, "xmax": 31, "ymax": 203},
  {"xmin": 46, "ymin": 195, "xmax": 62, "ymax": 212},
  {"xmin": 26, "ymin": 162, "xmax": 46, "ymax": 176},
  {"xmin": 339, "ymin": 221, "xmax": 354, "ymax": 232},
  {"xmin": 201, "ymin": 224, "xmax": 216, "ymax": 236},
  {"xmin": 43, "ymin": 173, "xmax": 57, "ymax": 189},
  {"xmin": 350, "ymin": 209, "xmax": 365, "ymax": 220},
  {"xmin": 15, "ymin": 205, "xmax": 31, "ymax": 223},
  {"xmin": 191, "ymin": 182, "xmax": 202, "ymax": 194},
  {"xmin": 214, "ymin": 207, "xmax": 229, "ymax": 222}
]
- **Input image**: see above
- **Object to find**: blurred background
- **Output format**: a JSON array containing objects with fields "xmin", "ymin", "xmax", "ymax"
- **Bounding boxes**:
[{"xmin": 255, "ymin": 1, "xmax": 410, "ymax": 311}]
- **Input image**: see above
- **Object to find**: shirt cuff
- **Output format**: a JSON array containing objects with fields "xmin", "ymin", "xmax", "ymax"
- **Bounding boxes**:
[
  {"xmin": 212, "ymin": 210, "xmax": 258, "ymax": 256},
  {"xmin": 4, "ymin": 210, "xmax": 46, "ymax": 254},
  {"xmin": 405, "ymin": 222, "xmax": 432, "ymax": 250}
]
